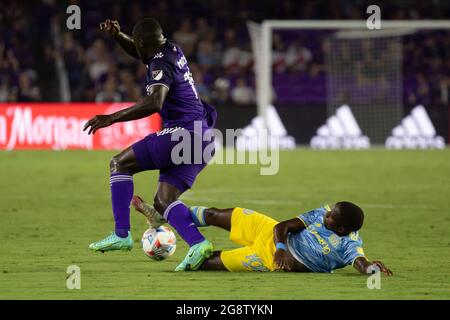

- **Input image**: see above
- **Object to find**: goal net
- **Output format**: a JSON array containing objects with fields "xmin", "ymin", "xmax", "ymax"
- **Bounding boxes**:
[
  {"xmin": 248, "ymin": 20, "xmax": 450, "ymax": 146},
  {"xmin": 326, "ymin": 29, "xmax": 406, "ymax": 144}
]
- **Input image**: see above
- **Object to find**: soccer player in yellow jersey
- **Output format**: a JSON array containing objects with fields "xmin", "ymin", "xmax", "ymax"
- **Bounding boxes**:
[{"xmin": 133, "ymin": 196, "xmax": 392, "ymax": 275}]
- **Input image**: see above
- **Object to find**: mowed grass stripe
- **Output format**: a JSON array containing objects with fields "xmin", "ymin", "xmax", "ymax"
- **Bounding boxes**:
[{"xmin": 0, "ymin": 150, "xmax": 449, "ymax": 299}]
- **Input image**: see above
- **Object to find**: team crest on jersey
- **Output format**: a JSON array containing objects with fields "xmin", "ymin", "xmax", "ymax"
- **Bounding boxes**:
[
  {"xmin": 328, "ymin": 234, "xmax": 341, "ymax": 248},
  {"xmin": 152, "ymin": 70, "xmax": 163, "ymax": 80},
  {"xmin": 349, "ymin": 232, "xmax": 359, "ymax": 241}
]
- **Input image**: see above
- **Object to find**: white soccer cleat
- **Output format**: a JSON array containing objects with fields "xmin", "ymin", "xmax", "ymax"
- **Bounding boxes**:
[{"xmin": 131, "ymin": 195, "xmax": 166, "ymax": 228}]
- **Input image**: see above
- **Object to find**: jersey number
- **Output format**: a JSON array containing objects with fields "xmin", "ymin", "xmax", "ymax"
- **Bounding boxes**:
[{"xmin": 183, "ymin": 71, "xmax": 199, "ymax": 100}]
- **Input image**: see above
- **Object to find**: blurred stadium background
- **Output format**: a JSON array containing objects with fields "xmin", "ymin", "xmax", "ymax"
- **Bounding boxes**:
[
  {"xmin": 1, "ymin": 0, "xmax": 450, "ymax": 300},
  {"xmin": 1, "ymin": 0, "xmax": 449, "ymax": 150}
]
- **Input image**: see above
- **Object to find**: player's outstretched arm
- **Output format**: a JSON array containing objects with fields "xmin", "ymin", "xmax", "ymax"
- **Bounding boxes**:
[
  {"xmin": 273, "ymin": 218, "xmax": 306, "ymax": 271},
  {"xmin": 100, "ymin": 19, "xmax": 139, "ymax": 60},
  {"xmin": 83, "ymin": 85, "xmax": 168, "ymax": 135},
  {"xmin": 353, "ymin": 257, "xmax": 393, "ymax": 276}
]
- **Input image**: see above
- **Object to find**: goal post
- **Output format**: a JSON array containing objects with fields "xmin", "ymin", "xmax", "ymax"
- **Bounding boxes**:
[{"xmin": 251, "ymin": 20, "xmax": 450, "ymax": 144}]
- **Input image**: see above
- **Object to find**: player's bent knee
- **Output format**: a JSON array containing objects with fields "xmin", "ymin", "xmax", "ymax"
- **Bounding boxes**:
[
  {"xmin": 109, "ymin": 155, "xmax": 131, "ymax": 174},
  {"xmin": 153, "ymin": 190, "xmax": 182, "ymax": 215},
  {"xmin": 109, "ymin": 156, "xmax": 122, "ymax": 173},
  {"xmin": 153, "ymin": 196, "xmax": 170, "ymax": 215}
]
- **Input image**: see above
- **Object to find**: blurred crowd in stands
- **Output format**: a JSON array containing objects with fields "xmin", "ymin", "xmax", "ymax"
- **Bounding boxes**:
[{"xmin": 0, "ymin": 0, "xmax": 449, "ymax": 108}]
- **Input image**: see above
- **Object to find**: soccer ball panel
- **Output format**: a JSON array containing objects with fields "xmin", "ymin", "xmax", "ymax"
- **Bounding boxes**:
[{"xmin": 141, "ymin": 226, "xmax": 176, "ymax": 261}]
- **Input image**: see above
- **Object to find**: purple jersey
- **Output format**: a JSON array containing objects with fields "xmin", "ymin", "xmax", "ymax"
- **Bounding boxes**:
[{"xmin": 145, "ymin": 41, "xmax": 216, "ymax": 132}]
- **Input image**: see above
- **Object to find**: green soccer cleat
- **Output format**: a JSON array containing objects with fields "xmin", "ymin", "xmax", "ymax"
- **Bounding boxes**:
[
  {"xmin": 88, "ymin": 231, "xmax": 133, "ymax": 252},
  {"xmin": 174, "ymin": 239, "xmax": 214, "ymax": 271}
]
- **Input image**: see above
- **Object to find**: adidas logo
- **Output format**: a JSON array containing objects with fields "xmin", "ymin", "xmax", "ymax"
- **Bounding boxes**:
[
  {"xmin": 385, "ymin": 105, "xmax": 445, "ymax": 149},
  {"xmin": 310, "ymin": 105, "xmax": 370, "ymax": 149},
  {"xmin": 236, "ymin": 105, "xmax": 296, "ymax": 151}
]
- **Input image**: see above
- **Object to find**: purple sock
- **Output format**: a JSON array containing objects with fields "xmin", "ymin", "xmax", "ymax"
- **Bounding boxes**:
[
  {"xmin": 164, "ymin": 201, "xmax": 205, "ymax": 247},
  {"xmin": 110, "ymin": 173, "xmax": 133, "ymax": 238}
]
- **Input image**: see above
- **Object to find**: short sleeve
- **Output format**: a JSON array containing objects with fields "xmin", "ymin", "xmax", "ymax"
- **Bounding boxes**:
[
  {"xmin": 342, "ymin": 235, "xmax": 366, "ymax": 266},
  {"xmin": 146, "ymin": 58, "xmax": 174, "ymax": 93},
  {"xmin": 297, "ymin": 207, "xmax": 327, "ymax": 227}
]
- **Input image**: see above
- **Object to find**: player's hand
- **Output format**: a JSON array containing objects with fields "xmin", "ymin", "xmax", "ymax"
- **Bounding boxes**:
[
  {"xmin": 99, "ymin": 19, "xmax": 120, "ymax": 37},
  {"xmin": 274, "ymin": 249, "xmax": 295, "ymax": 271},
  {"xmin": 371, "ymin": 260, "xmax": 393, "ymax": 276},
  {"xmin": 83, "ymin": 115, "xmax": 113, "ymax": 135}
]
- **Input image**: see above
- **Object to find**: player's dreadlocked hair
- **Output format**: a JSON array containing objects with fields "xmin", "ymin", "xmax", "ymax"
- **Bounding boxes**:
[
  {"xmin": 336, "ymin": 201, "xmax": 364, "ymax": 232},
  {"xmin": 132, "ymin": 18, "xmax": 164, "ymax": 46}
]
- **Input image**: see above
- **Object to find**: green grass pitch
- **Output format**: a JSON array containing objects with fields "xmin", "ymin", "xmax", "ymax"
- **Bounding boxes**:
[{"xmin": 1, "ymin": 149, "xmax": 449, "ymax": 299}]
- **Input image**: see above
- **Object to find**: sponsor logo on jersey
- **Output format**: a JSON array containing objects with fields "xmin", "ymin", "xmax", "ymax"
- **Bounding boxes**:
[
  {"xmin": 177, "ymin": 55, "xmax": 187, "ymax": 69},
  {"xmin": 309, "ymin": 229, "xmax": 331, "ymax": 254},
  {"xmin": 152, "ymin": 70, "xmax": 163, "ymax": 81},
  {"xmin": 349, "ymin": 232, "xmax": 359, "ymax": 241},
  {"xmin": 156, "ymin": 127, "xmax": 182, "ymax": 136}
]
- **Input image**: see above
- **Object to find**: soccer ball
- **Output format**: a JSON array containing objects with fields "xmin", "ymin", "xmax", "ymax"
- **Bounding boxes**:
[{"xmin": 141, "ymin": 226, "xmax": 176, "ymax": 261}]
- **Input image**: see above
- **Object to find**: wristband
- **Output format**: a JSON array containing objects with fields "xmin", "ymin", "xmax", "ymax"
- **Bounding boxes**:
[{"xmin": 276, "ymin": 242, "xmax": 287, "ymax": 251}]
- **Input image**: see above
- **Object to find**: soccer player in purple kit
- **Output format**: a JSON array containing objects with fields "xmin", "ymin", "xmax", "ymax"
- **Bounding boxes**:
[{"xmin": 84, "ymin": 18, "xmax": 217, "ymax": 271}]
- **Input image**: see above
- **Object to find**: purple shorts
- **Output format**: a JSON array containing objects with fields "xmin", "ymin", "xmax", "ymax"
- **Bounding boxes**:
[{"xmin": 132, "ymin": 128, "xmax": 214, "ymax": 193}]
